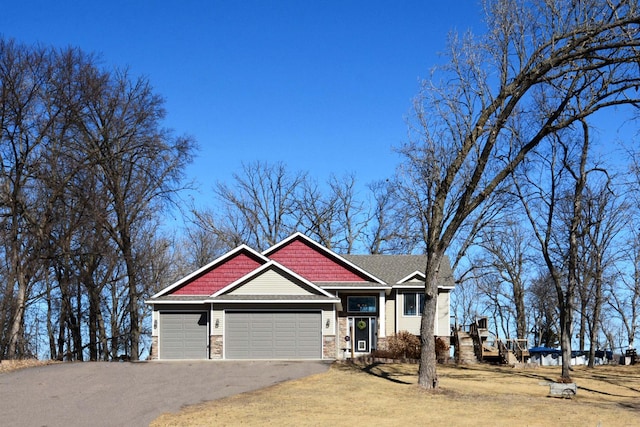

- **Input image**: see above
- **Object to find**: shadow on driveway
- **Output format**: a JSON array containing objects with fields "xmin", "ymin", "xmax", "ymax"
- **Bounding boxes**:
[{"xmin": 0, "ymin": 360, "xmax": 330, "ymax": 427}]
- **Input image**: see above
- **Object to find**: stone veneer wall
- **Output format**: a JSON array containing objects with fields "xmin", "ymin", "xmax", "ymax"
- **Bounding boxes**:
[
  {"xmin": 210, "ymin": 336, "xmax": 223, "ymax": 359},
  {"xmin": 150, "ymin": 336, "xmax": 159, "ymax": 360},
  {"xmin": 323, "ymin": 336, "xmax": 336, "ymax": 359},
  {"xmin": 376, "ymin": 336, "xmax": 388, "ymax": 351}
]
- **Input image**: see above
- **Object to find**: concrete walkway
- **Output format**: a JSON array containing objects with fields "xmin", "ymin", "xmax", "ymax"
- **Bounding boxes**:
[{"xmin": 0, "ymin": 360, "xmax": 330, "ymax": 426}]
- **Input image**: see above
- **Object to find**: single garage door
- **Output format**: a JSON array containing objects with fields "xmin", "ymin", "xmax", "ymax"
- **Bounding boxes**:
[
  {"xmin": 225, "ymin": 311, "xmax": 321, "ymax": 359},
  {"xmin": 159, "ymin": 312, "xmax": 208, "ymax": 359}
]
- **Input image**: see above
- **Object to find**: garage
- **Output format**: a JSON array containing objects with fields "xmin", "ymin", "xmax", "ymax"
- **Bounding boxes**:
[
  {"xmin": 159, "ymin": 312, "xmax": 208, "ymax": 359},
  {"xmin": 225, "ymin": 311, "xmax": 322, "ymax": 359}
]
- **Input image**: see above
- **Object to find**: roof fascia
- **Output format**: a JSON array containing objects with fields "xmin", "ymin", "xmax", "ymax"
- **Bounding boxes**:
[
  {"xmin": 263, "ymin": 232, "xmax": 386, "ymax": 284},
  {"xmin": 204, "ymin": 298, "xmax": 340, "ymax": 304},
  {"xmin": 150, "ymin": 244, "xmax": 268, "ymax": 298},
  {"xmin": 144, "ymin": 299, "xmax": 208, "ymax": 305}
]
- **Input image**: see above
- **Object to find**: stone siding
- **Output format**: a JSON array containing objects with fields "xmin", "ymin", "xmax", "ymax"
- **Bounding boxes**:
[
  {"xmin": 323, "ymin": 335, "xmax": 336, "ymax": 359},
  {"xmin": 150, "ymin": 336, "xmax": 159, "ymax": 360},
  {"xmin": 210, "ymin": 336, "xmax": 223, "ymax": 359}
]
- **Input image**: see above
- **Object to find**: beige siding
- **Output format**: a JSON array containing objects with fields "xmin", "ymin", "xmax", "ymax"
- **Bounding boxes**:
[
  {"xmin": 321, "ymin": 307, "xmax": 335, "ymax": 336},
  {"xmin": 395, "ymin": 291, "xmax": 450, "ymax": 336},
  {"xmin": 385, "ymin": 294, "xmax": 395, "ymax": 337},
  {"xmin": 229, "ymin": 270, "xmax": 311, "ymax": 295},
  {"xmin": 211, "ymin": 309, "xmax": 223, "ymax": 336},
  {"xmin": 397, "ymin": 292, "xmax": 420, "ymax": 334},
  {"xmin": 437, "ymin": 290, "xmax": 451, "ymax": 337}
]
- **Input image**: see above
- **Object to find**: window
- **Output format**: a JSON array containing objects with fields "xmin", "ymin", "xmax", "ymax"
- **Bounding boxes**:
[
  {"xmin": 403, "ymin": 292, "xmax": 424, "ymax": 316},
  {"xmin": 347, "ymin": 296, "xmax": 377, "ymax": 313}
]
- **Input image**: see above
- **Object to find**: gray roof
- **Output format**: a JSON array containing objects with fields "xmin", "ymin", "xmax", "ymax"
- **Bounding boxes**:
[{"xmin": 343, "ymin": 254, "xmax": 454, "ymax": 287}]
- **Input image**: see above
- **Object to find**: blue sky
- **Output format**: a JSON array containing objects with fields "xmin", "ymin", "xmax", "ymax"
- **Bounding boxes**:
[{"xmin": 1, "ymin": 1, "xmax": 483, "ymax": 210}]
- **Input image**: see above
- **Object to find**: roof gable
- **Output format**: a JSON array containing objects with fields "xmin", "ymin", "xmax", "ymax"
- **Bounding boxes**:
[
  {"xmin": 213, "ymin": 261, "xmax": 336, "ymax": 298},
  {"xmin": 152, "ymin": 246, "xmax": 268, "ymax": 297},
  {"xmin": 398, "ymin": 271, "xmax": 425, "ymax": 284},
  {"xmin": 263, "ymin": 233, "xmax": 383, "ymax": 283}
]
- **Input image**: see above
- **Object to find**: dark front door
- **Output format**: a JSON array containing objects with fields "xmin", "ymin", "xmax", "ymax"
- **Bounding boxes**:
[{"xmin": 354, "ymin": 317, "xmax": 371, "ymax": 352}]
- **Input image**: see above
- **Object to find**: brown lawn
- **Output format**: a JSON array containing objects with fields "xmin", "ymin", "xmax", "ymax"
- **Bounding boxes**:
[
  {"xmin": 0, "ymin": 358, "xmax": 58, "ymax": 373},
  {"xmin": 151, "ymin": 362, "xmax": 640, "ymax": 427}
]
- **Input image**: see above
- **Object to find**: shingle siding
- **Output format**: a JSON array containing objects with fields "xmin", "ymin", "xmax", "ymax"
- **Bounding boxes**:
[
  {"xmin": 268, "ymin": 239, "xmax": 369, "ymax": 282},
  {"xmin": 172, "ymin": 252, "xmax": 264, "ymax": 295}
]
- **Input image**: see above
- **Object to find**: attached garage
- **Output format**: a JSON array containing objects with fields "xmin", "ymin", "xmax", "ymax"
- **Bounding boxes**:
[
  {"xmin": 159, "ymin": 312, "xmax": 208, "ymax": 359},
  {"xmin": 225, "ymin": 311, "xmax": 322, "ymax": 359}
]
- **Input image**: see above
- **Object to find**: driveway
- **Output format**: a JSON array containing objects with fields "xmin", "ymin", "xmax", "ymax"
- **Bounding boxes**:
[{"xmin": 0, "ymin": 360, "xmax": 330, "ymax": 426}]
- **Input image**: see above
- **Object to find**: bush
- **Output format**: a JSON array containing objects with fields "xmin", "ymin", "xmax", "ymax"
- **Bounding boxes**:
[
  {"xmin": 385, "ymin": 331, "xmax": 421, "ymax": 359},
  {"xmin": 435, "ymin": 337, "xmax": 450, "ymax": 362}
]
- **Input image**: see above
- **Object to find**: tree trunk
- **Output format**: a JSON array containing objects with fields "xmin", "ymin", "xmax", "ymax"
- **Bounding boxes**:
[
  {"xmin": 559, "ymin": 297, "xmax": 573, "ymax": 380},
  {"xmin": 588, "ymin": 254, "xmax": 603, "ymax": 368},
  {"xmin": 7, "ymin": 279, "xmax": 26, "ymax": 358},
  {"xmin": 418, "ymin": 252, "xmax": 442, "ymax": 389}
]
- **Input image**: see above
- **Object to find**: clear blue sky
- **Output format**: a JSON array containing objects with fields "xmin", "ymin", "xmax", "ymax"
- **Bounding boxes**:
[{"xmin": 2, "ymin": 1, "xmax": 482, "ymax": 208}]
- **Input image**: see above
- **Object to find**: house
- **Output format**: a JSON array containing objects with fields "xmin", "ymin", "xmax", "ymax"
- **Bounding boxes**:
[{"xmin": 146, "ymin": 233, "xmax": 455, "ymax": 360}]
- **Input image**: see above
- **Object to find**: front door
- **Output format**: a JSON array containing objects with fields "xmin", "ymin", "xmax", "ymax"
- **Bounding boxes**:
[{"xmin": 349, "ymin": 317, "xmax": 377, "ymax": 353}]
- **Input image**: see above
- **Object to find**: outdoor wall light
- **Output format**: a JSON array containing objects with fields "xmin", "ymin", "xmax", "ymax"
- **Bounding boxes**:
[
  {"xmin": 215, "ymin": 319, "xmax": 220, "ymax": 328},
  {"xmin": 326, "ymin": 319, "xmax": 330, "ymax": 328},
  {"xmin": 153, "ymin": 319, "xmax": 157, "ymax": 330}
]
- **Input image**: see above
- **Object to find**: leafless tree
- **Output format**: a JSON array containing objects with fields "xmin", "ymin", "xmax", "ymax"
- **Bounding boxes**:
[
  {"xmin": 296, "ymin": 173, "xmax": 369, "ymax": 253},
  {"xmin": 0, "ymin": 39, "xmax": 195, "ymax": 361},
  {"xmin": 212, "ymin": 161, "xmax": 306, "ymax": 251},
  {"xmin": 577, "ymin": 177, "xmax": 624, "ymax": 367},
  {"xmin": 0, "ymin": 40, "xmax": 55, "ymax": 358},
  {"xmin": 477, "ymin": 219, "xmax": 533, "ymax": 340},
  {"xmin": 401, "ymin": 0, "xmax": 640, "ymax": 388},
  {"xmin": 75, "ymin": 68, "xmax": 194, "ymax": 360}
]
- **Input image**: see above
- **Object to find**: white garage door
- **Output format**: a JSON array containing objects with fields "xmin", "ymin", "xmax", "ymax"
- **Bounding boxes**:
[
  {"xmin": 225, "ymin": 311, "xmax": 321, "ymax": 359},
  {"xmin": 159, "ymin": 312, "xmax": 208, "ymax": 359}
]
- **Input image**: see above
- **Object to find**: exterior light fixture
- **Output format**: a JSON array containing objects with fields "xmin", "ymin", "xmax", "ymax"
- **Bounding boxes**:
[
  {"xmin": 326, "ymin": 319, "xmax": 330, "ymax": 328},
  {"xmin": 215, "ymin": 319, "xmax": 220, "ymax": 328}
]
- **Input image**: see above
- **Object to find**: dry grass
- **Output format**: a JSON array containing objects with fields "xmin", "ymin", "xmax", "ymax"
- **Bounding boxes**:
[
  {"xmin": 151, "ymin": 362, "xmax": 640, "ymax": 427},
  {"xmin": 0, "ymin": 358, "xmax": 58, "ymax": 374}
]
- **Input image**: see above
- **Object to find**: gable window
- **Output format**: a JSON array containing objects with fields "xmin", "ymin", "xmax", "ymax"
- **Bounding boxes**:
[
  {"xmin": 347, "ymin": 296, "xmax": 377, "ymax": 313},
  {"xmin": 403, "ymin": 292, "xmax": 425, "ymax": 316}
]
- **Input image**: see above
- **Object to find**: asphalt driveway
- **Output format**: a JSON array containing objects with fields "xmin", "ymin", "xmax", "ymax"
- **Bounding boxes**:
[{"xmin": 0, "ymin": 360, "xmax": 330, "ymax": 426}]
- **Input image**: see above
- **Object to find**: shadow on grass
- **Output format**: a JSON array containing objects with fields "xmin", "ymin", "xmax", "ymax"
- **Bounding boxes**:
[{"xmin": 357, "ymin": 362, "xmax": 413, "ymax": 385}]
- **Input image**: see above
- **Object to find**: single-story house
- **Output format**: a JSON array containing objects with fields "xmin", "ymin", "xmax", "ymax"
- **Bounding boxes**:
[{"xmin": 146, "ymin": 232, "xmax": 455, "ymax": 360}]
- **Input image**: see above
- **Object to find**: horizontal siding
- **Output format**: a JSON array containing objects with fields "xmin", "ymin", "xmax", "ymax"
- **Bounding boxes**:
[
  {"xmin": 229, "ymin": 269, "xmax": 311, "ymax": 296},
  {"xmin": 437, "ymin": 291, "xmax": 451, "ymax": 336}
]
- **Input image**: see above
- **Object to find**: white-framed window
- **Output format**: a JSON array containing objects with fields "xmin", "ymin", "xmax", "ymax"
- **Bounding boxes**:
[
  {"xmin": 347, "ymin": 296, "xmax": 377, "ymax": 313},
  {"xmin": 403, "ymin": 292, "xmax": 424, "ymax": 316}
]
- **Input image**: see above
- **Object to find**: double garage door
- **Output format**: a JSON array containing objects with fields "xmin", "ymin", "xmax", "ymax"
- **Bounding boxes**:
[
  {"xmin": 226, "ymin": 311, "xmax": 321, "ymax": 359},
  {"xmin": 159, "ymin": 311, "xmax": 322, "ymax": 360}
]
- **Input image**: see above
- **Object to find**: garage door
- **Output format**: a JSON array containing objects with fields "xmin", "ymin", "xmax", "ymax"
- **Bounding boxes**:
[
  {"xmin": 159, "ymin": 312, "xmax": 208, "ymax": 359},
  {"xmin": 225, "ymin": 311, "xmax": 321, "ymax": 359}
]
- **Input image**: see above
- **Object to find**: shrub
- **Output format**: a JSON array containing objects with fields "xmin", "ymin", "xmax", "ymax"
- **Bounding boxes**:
[
  {"xmin": 435, "ymin": 337, "xmax": 450, "ymax": 362},
  {"xmin": 385, "ymin": 331, "xmax": 421, "ymax": 359}
]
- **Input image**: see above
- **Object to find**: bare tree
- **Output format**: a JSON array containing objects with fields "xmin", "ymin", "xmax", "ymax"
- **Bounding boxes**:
[
  {"xmin": 211, "ymin": 161, "xmax": 306, "ymax": 251},
  {"xmin": 75, "ymin": 69, "xmax": 194, "ymax": 360},
  {"xmin": 477, "ymin": 219, "xmax": 533, "ymax": 340},
  {"xmin": 401, "ymin": 0, "xmax": 640, "ymax": 388},
  {"xmin": 0, "ymin": 40, "xmax": 54, "ymax": 358}
]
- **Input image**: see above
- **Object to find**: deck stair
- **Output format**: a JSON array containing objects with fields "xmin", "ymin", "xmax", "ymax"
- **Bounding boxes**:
[
  {"xmin": 454, "ymin": 330, "xmax": 478, "ymax": 364},
  {"xmin": 453, "ymin": 317, "xmax": 529, "ymax": 365}
]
